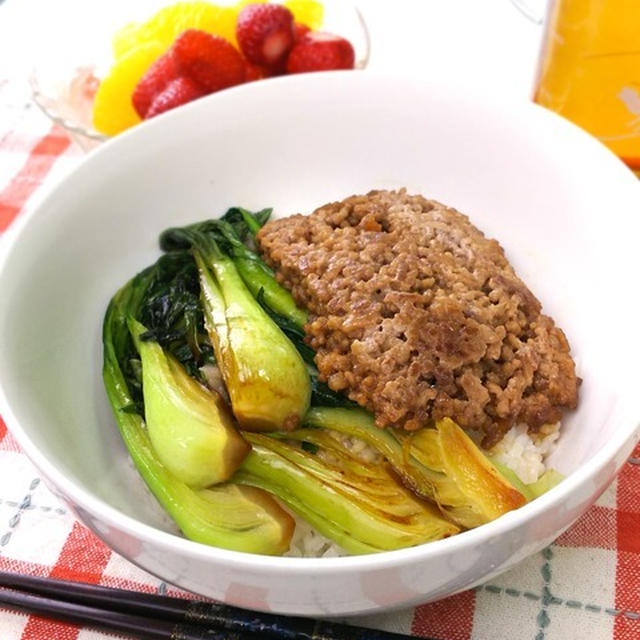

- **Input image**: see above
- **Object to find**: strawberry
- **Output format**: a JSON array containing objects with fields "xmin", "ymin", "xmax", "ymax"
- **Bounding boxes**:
[
  {"xmin": 293, "ymin": 22, "xmax": 311, "ymax": 41},
  {"xmin": 172, "ymin": 28, "xmax": 246, "ymax": 92},
  {"xmin": 131, "ymin": 51, "xmax": 178, "ymax": 118},
  {"xmin": 145, "ymin": 75, "xmax": 205, "ymax": 119},
  {"xmin": 236, "ymin": 3, "xmax": 295, "ymax": 68},
  {"xmin": 286, "ymin": 31, "xmax": 355, "ymax": 73},
  {"xmin": 243, "ymin": 59, "xmax": 266, "ymax": 82}
]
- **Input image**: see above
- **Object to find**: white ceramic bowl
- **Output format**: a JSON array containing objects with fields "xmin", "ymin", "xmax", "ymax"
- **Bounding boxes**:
[{"xmin": 1, "ymin": 71, "xmax": 639, "ymax": 617}]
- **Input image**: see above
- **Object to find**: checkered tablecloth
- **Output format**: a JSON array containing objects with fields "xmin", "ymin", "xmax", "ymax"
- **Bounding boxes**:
[{"xmin": 1, "ymin": 73, "xmax": 640, "ymax": 640}]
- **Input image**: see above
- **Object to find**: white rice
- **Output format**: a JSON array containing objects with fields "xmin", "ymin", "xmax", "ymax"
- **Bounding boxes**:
[
  {"xmin": 488, "ymin": 422, "xmax": 561, "ymax": 485},
  {"xmin": 284, "ymin": 515, "xmax": 347, "ymax": 558}
]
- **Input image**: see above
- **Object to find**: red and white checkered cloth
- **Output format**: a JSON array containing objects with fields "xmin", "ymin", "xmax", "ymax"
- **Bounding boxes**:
[{"xmin": 1, "ymin": 74, "xmax": 640, "ymax": 640}]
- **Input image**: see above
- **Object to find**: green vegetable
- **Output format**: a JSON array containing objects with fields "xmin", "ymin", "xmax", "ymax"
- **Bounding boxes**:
[
  {"xmin": 219, "ymin": 206, "xmax": 272, "ymax": 239},
  {"xmin": 180, "ymin": 227, "xmax": 311, "ymax": 431},
  {"xmin": 159, "ymin": 209, "xmax": 307, "ymax": 329},
  {"xmin": 526, "ymin": 468, "xmax": 564, "ymax": 498},
  {"xmin": 488, "ymin": 459, "xmax": 564, "ymax": 501},
  {"xmin": 160, "ymin": 214, "xmax": 354, "ymax": 411},
  {"xmin": 214, "ymin": 219, "xmax": 308, "ymax": 329},
  {"xmin": 409, "ymin": 418, "xmax": 527, "ymax": 521},
  {"xmin": 235, "ymin": 430, "xmax": 459, "ymax": 553},
  {"xmin": 136, "ymin": 251, "xmax": 212, "ymax": 381},
  {"xmin": 102, "ymin": 261, "xmax": 294, "ymax": 554},
  {"xmin": 128, "ymin": 316, "xmax": 250, "ymax": 489},
  {"xmin": 254, "ymin": 289, "xmax": 356, "ymax": 409},
  {"xmin": 304, "ymin": 407, "xmax": 527, "ymax": 528},
  {"xmin": 255, "ymin": 289, "xmax": 315, "ymax": 365}
]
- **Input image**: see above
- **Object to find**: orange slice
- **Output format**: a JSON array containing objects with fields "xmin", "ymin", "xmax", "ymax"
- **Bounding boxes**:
[
  {"xmin": 113, "ymin": 2, "xmax": 241, "ymax": 59},
  {"xmin": 92, "ymin": 41, "xmax": 165, "ymax": 135},
  {"xmin": 283, "ymin": 0, "xmax": 324, "ymax": 29}
]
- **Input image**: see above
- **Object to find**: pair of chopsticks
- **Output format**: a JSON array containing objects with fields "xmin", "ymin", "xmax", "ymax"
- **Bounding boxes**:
[{"xmin": 0, "ymin": 571, "xmax": 438, "ymax": 640}]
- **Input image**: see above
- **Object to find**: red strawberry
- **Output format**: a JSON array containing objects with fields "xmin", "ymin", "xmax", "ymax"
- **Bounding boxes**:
[
  {"xmin": 145, "ymin": 75, "xmax": 205, "ymax": 119},
  {"xmin": 293, "ymin": 22, "xmax": 311, "ymax": 41},
  {"xmin": 286, "ymin": 31, "xmax": 355, "ymax": 73},
  {"xmin": 172, "ymin": 28, "xmax": 246, "ymax": 92},
  {"xmin": 236, "ymin": 3, "xmax": 295, "ymax": 68},
  {"xmin": 132, "ymin": 51, "xmax": 178, "ymax": 118},
  {"xmin": 243, "ymin": 59, "xmax": 266, "ymax": 82}
]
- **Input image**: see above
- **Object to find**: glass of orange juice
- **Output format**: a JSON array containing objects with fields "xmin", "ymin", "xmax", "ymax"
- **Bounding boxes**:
[{"xmin": 516, "ymin": 0, "xmax": 640, "ymax": 173}]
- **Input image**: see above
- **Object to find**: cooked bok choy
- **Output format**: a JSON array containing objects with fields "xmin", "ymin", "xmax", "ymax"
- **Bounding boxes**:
[
  {"xmin": 161, "ymin": 224, "xmax": 311, "ymax": 431},
  {"xmin": 102, "ymin": 255, "xmax": 294, "ymax": 554},
  {"xmin": 128, "ymin": 316, "xmax": 250, "ymax": 488},
  {"xmin": 304, "ymin": 407, "xmax": 527, "ymax": 528},
  {"xmin": 159, "ymin": 209, "xmax": 307, "ymax": 330},
  {"xmin": 407, "ymin": 417, "xmax": 528, "ymax": 523},
  {"xmin": 235, "ymin": 430, "xmax": 459, "ymax": 553},
  {"xmin": 160, "ymin": 211, "xmax": 349, "ymax": 409}
]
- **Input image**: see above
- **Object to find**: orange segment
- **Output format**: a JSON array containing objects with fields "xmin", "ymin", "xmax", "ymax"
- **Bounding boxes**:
[
  {"xmin": 283, "ymin": 0, "xmax": 324, "ymax": 29},
  {"xmin": 112, "ymin": 2, "xmax": 241, "ymax": 60},
  {"xmin": 112, "ymin": 20, "xmax": 145, "ymax": 60},
  {"xmin": 92, "ymin": 41, "xmax": 165, "ymax": 135}
]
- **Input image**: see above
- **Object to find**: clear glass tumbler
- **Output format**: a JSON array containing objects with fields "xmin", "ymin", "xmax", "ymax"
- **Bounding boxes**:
[{"xmin": 515, "ymin": 0, "xmax": 640, "ymax": 174}]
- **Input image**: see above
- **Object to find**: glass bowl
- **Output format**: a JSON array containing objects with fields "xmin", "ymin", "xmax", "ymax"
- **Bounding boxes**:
[{"xmin": 29, "ymin": 0, "xmax": 370, "ymax": 151}]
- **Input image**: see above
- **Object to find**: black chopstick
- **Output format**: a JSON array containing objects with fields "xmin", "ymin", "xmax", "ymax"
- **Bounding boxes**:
[
  {"xmin": 0, "ymin": 571, "xmax": 438, "ymax": 640},
  {"xmin": 0, "ymin": 585, "xmax": 242, "ymax": 639}
]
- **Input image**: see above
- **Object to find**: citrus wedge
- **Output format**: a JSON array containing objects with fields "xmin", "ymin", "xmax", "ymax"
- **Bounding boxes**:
[
  {"xmin": 113, "ymin": 2, "xmax": 241, "ymax": 59},
  {"xmin": 283, "ymin": 0, "xmax": 323, "ymax": 29},
  {"xmin": 93, "ymin": 41, "xmax": 164, "ymax": 135}
]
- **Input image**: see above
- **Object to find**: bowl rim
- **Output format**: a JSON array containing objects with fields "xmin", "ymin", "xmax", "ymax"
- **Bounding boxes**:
[{"xmin": 2, "ymin": 70, "xmax": 640, "ymax": 576}]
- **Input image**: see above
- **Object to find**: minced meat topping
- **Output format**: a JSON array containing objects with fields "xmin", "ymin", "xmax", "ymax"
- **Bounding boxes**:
[{"xmin": 257, "ymin": 189, "xmax": 580, "ymax": 447}]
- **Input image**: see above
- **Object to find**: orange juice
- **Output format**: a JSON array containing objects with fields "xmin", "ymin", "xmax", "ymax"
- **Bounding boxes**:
[{"xmin": 534, "ymin": 0, "xmax": 640, "ymax": 171}]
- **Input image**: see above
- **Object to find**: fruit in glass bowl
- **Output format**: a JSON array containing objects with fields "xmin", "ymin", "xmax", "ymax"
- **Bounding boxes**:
[{"xmin": 30, "ymin": 0, "xmax": 370, "ymax": 150}]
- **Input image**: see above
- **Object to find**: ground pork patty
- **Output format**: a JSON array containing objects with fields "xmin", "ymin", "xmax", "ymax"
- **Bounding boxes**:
[{"xmin": 257, "ymin": 189, "xmax": 580, "ymax": 447}]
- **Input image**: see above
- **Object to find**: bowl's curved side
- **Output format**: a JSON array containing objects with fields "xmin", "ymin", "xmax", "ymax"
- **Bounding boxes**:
[{"xmin": 1, "ymin": 71, "xmax": 640, "ymax": 616}]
